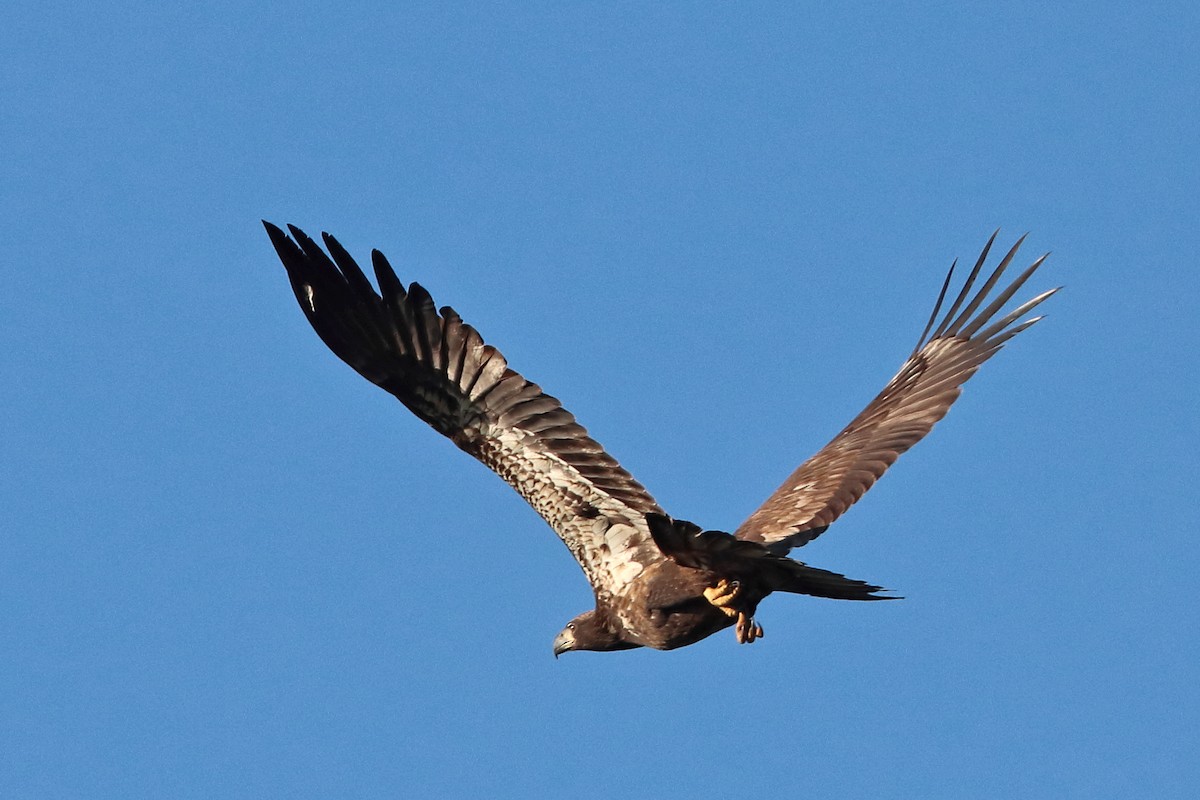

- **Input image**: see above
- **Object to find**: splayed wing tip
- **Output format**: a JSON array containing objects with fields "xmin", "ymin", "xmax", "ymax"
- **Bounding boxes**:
[{"xmin": 733, "ymin": 233, "xmax": 1056, "ymax": 551}]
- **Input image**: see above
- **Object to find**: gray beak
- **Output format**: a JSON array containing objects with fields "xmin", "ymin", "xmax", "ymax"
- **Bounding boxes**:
[{"xmin": 552, "ymin": 630, "xmax": 573, "ymax": 658}]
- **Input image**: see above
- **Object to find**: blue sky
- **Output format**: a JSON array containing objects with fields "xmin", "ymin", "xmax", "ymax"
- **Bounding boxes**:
[{"xmin": 2, "ymin": 2, "xmax": 1197, "ymax": 798}]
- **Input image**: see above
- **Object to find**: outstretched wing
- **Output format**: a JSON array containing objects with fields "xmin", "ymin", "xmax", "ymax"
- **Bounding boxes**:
[
  {"xmin": 735, "ymin": 232, "xmax": 1058, "ymax": 553},
  {"xmin": 265, "ymin": 222, "xmax": 665, "ymax": 592}
]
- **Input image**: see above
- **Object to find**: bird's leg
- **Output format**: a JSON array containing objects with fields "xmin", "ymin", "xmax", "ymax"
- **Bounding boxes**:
[
  {"xmin": 703, "ymin": 579, "xmax": 742, "ymax": 619},
  {"xmin": 704, "ymin": 579, "xmax": 765, "ymax": 644},
  {"xmin": 735, "ymin": 613, "xmax": 765, "ymax": 644}
]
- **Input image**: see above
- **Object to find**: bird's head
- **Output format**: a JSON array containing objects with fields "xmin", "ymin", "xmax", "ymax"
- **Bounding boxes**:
[{"xmin": 553, "ymin": 610, "xmax": 639, "ymax": 658}]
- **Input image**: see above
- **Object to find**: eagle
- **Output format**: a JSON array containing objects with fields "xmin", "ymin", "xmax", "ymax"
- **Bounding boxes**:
[{"xmin": 264, "ymin": 222, "xmax": 1057, "ymax": 656}]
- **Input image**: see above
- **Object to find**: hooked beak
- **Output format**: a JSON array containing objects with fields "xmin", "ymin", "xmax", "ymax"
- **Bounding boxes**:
[{"xmin": 552, "ymin": 630, "xmax": 574, "ymax": 659}]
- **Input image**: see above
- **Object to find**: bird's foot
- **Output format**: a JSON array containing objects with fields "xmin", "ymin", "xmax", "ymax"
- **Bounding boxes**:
[
  {"xmin": 704, "ymin": 579, "xmax": 763, "ymax": 644},
  {"xmin": 735, "ymin": 613, "xmax": 765, "ymax": 644},
  {"xmin": 703, "ymin": 579, "xmax": 742, "ymax": 619}
]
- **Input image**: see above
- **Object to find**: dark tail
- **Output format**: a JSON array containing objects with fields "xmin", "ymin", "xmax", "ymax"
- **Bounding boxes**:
[{"xmin": 646, "ymin": 513, "xmax": 896, "ymax": 602}]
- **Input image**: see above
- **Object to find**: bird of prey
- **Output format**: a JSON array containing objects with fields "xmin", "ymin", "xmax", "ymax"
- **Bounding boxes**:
[{"xmin": 264, "ymin": 222, "xmax": 1057, "ymax": 656}]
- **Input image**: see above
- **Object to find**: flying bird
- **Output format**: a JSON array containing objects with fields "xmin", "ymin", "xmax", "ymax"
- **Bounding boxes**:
[{"xmin": 264, "ymin": 222, "xmax": 1057, "ymax": 656}]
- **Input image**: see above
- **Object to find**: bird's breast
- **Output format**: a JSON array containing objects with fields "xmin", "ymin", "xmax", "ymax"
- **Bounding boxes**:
[{"xmin": 607, "ymin": 562, "xmax": 734, "ymax": 650}]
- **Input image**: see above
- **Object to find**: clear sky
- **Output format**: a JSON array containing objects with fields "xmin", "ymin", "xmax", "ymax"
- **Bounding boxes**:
[{"xmin": 2, "ymin": 2, "xmax": 1196, "ymax": 798}]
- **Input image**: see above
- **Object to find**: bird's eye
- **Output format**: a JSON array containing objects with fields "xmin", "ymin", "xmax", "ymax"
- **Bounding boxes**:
[{"xmin": 568, "ymin": 623, "xmax": 576, "ymax": 630}]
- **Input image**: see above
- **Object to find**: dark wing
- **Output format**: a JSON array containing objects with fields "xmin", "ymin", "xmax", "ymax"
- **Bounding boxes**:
[
  {"xmin": 265, "ymin": 222, "xmax": 666, "ymax": 593},
  {"xmin": 735, "ymin": 232, "xmax": 1059, "ymax": 553}
]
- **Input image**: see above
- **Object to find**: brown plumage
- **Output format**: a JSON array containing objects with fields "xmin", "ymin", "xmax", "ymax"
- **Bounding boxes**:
[{"xmin": 264, "ymin": 222, "xmax": 1057, "ymax": 655}]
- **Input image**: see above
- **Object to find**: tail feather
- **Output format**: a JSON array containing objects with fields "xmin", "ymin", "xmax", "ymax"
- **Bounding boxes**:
[{"xmin": 646, "ymin": 513, "xmax": 895, "ymax": 602}]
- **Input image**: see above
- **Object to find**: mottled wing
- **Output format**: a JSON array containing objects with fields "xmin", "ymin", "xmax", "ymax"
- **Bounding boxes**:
[
  {"xmin": 735, "ymin": 233, "xmax": 1058, "ymax": 553},
  {"xmin": 265, "ymin": 222, "xmax": 665, "ymax": 592}
]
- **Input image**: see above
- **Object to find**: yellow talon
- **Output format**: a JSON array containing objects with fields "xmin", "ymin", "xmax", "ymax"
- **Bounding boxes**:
[
  {"xmin": 735, "ymin": 613, "xmax": 765, "ymax": 644},
  {"xmin": 703, "ymin": 579, "xmax": 742, "ymax": 618},
  {"xmin": 703, "ymin": 579, "xmax": 737, "ymax": 606},
  {"xmin": 705, "ymin": 580, "xmax": 764, "ymax": 641}
]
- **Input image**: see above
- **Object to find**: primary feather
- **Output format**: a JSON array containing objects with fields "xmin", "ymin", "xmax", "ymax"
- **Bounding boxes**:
[
  {"xmin": 264, "ymin": 222, "xmax": 664, "ymax": 596},
  {"xmin": 265, "ymin": 222, "xmax": 1056, "ymax": 653},
  {"xmin": 733, "ymin": 232, "xmax": 1059, "ymax": 552}
]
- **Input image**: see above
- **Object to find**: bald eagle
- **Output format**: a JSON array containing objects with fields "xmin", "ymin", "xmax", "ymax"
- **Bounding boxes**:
[{"xmin": 264, "ymin": 223, "xmax": 1057, "ymax": 655}]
